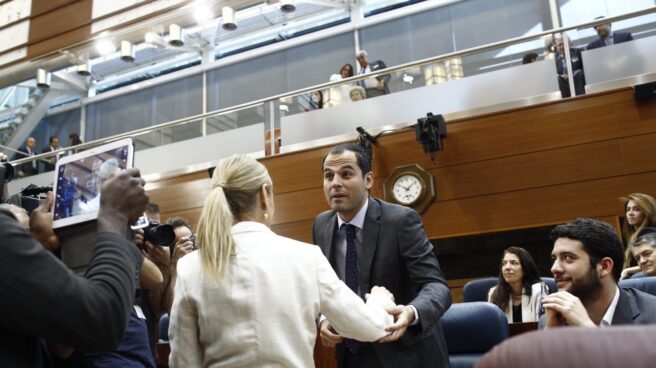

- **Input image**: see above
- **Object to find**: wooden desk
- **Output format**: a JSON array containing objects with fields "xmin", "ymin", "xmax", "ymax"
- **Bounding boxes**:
[{"xmin": 509, "ymin": 322, "xmax": 538, "ymax": 337}]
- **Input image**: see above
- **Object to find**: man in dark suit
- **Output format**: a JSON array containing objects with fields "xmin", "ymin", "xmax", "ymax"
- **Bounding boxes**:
[
  {"xmin": 540, "ymin": 218, "xmax": 656, "ymax": 329},
  {"xmin": 17, "ymin": 136, "xmax": 38, "ymax": 177},
  {"xmin": 41, "ymin": 135, "xmax": 60, "ymax": 172},
  {"xmin": 314, "ymin": 143, "xmax": 451, "ymax": 368},
  {"xmin": 356, "ymin": 50, "xmax": 390, "ymax": 98},
  {"xmin": 587, "ymin": 19, "xmax": 633, "ymax": 50},
  {"xmin": 554, "ymin": 38, "xmax": 585, "ymax": 98}
]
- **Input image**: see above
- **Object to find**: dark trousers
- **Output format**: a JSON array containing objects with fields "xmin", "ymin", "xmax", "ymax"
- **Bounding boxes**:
[{"xmin": 337, "ymin": 344, "xmax": 384, "ymax": 368}]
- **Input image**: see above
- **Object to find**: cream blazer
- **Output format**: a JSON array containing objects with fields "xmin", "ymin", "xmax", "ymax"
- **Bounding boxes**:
[
  {"xmin": 487, "ymin": 282, "xmax": 543, "ymax": 323},
  {"xmin": 169, "ymin": 221, "xmax": 394, "ymax": 368}
]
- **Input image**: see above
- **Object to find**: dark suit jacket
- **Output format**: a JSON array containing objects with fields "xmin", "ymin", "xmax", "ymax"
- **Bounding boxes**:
[
  {"xmin": 555, "ymin": 48, "xmax": 584, "ymax": 77},
  {"xmin": 369, "ymin": 60, "xmax": 391, "ymax": 94},
  {"xmin": 586, "ymin": 32, "xmax": 633, "ymax": 50},
  {"xmin": 312, "ymin": 198, "xmax": 451, "ymax": 368},
  {"xmin": 539, "ymin": 287, "xmax": 656, "ymax": 328},
  {"xmin": 41, "ymin": 146, "xmax": 58, "ymax": 172},
  {"xmin": 18, "ymin": 145, "xmax": 38, "ymax": 176},
  {"xmin": 0, "ymin": 209, "xmax": 143, "ymax": 368},
  {"xmin": 612, "ymin": 287, "xmax": 656, "ymax": 324}
]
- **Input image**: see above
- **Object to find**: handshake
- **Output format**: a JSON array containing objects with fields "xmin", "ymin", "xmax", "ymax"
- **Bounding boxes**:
[{"xmin": 320, "ymin": 286, "xmax": 415, "ymax": 347}]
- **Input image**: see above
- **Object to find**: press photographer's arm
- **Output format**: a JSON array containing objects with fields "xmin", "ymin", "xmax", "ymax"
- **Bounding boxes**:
[{"xmin": 0, "ymin": 168, "xmax": 149, "ymax": 365}]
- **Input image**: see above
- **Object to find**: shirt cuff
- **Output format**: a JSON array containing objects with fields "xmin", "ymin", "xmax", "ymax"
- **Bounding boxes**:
[
  {"xmin": 317, "ymin": 314, "xmax": 327, "ymax": 328},
  {"xmin": 409, "ymin": 305, "xmax": 419, "ymax": 326}
]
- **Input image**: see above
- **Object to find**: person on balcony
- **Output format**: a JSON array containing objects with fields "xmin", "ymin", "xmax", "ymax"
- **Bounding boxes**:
[
  {"xmin": 587, "ymin": 18, "xmax": 633, "ymax": 50},
  {"xmin": 356, "ymin": 50, "xmax": 390, "ymax": 98}
]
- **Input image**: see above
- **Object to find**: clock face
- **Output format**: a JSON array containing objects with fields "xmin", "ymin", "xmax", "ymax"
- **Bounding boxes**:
[{"xmin": 392, "ymin": 174, "xmax": 423, "ymax": 205}]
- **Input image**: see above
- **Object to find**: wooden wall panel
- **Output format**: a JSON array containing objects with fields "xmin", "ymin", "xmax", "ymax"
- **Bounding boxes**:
[
  {"xmin": 147, "ymin": 88, "xmax": 656, "ymax": 241},
  {"xmin": 26, "ymin": 0, "xmax": 92, "ymax": 58},
  {"xmin": 31, "ymin": 0, "xmax": 78, "ymax": 15}
]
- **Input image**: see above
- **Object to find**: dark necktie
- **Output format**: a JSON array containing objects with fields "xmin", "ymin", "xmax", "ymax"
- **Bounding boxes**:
[{"xmin": 342, "ymin": 223, "xmax": 360, "ymax": 353}]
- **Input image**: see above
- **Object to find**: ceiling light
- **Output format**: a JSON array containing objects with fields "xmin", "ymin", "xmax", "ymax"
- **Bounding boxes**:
[
  {"xmin": 36, "ymin": 68, "xmax": 51, "ymax": 89},
  {"xmin": 193, "ymin": 2, "xmax": 213, "ymax": 24},
  {"xmin": 95, "ymin": 39, "xmax": 116, "ymax": 56},
  {"xmin": 280, "ymin": 0, "xmax": 296, "ymax": 13},
  {"xmin": 120, "ymin": 40, "xmax": 135, "ymax": 62},
  {"xmin": 76, "ymin": 63, "xmax": 92, "ymax": 77},
  {"xmin": 222, "ymin": 6, "xmax": 237, "ymax": 31},
  {"xmin": 145, "ymin": 32, "xmax": 166, "ymax": 48},
  {"xmin": 169, "ymin": 24, "xmax": 184, "ymax": 46}
]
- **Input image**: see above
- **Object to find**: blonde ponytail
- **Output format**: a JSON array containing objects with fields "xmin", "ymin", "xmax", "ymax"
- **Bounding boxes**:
[{"xmin": 195, "ymin": 154, "xmax": 272, "ymax": 283}]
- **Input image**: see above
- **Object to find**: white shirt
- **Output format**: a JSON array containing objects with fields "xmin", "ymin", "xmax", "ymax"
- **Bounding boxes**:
[
  {"xmin": 359, "ymin": 65, "xmax": 379, "ymax": 89},
  {"xmin": 605, "ymin": 33, "xmax": 615, "ymax": 46},
  {"xmin": 169, "ymin": 221, "xmax": 394, "ymax": 368},
  {"xmin": 600, "ymin": 286, "xmax": 621, "ymax": 327}
]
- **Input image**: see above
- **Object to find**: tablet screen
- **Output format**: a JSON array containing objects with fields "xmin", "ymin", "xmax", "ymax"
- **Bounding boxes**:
[{"xmin": 52, "ymin": 139, "xmax": 133, "ymax": 228}]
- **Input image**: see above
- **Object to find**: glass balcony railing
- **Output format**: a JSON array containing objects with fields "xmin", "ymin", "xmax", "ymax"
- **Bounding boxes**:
[{"xmin": 5, "ymin": 6, "xmax": 656, "ymax": 181}]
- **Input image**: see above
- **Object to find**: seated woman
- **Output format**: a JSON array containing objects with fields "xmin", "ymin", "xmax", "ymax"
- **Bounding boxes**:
[
  {"xmin": 620, "ymin": 193, "xmax": 656, "ymax": 279},
  {"xmin": 488, "ymin": 246, "xmax": 544, "ymax": 323},
  {"xmin": 169, "ymin": 154, "xmax": 395, "ymax": 367}
]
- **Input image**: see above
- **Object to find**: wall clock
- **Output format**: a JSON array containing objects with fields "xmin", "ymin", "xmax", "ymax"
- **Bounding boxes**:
[{"xmin": 383, "ymin": 164, "xmax": 435, "ymax": 213}]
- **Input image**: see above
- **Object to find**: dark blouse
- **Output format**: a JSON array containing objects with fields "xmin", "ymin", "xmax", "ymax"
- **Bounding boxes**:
[{"xmin": 512, "ymin": 304, "xmax": 523, "ymax": 323}]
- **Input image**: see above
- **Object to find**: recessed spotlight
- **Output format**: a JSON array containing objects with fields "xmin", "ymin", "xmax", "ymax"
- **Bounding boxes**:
[
  {"xmin": 120, "ymin": 40, "xmax": 135, "ymax": 62},
  {"xmin": 95, "ymin": 39, "xmax": 116, "ymax": 56},
  {"xmin": 193, "ymin": 1, "xmax": 213, "ymax": 24},
  {"xmin": 36, "ymin": 68, "xmax": 51, "ymax": 89},
  {"xmin": 169, "ymin": 24, "xmax": 184, "ymax": 46},
  {"xmin": 280, "ymin": 0, "xmax": 296, "ymax": 13},
  {"xmin": 222, "ymin": 6, "xmax": 237, "ymax": 31},
  {"xmin": 77, "ymin": 63, "xmax": 92, "ymax": 77}
]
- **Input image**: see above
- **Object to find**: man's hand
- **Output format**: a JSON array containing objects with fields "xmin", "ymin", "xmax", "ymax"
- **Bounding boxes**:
[
  {"xmin": 542, "ymin": 291, "xmax": 595, "ymax": 328},
  {"xmin": 171, "ymin": 236, "xmax": 194, "ymax": 266},
  {"xmin": 365, "ymin": 286, "xmax": 394, "ymax": 303},
  {"xmin": 30, "ymin": 192, "xmax": 61, "ymax": 252},
  {"xmin": 98, "ymin": 168, "xmax": 148, "ymax": 234},
  {"xmin": 379, "ymin": 305, "xmax": 415, "ymax": 343},
  {"xmin": 142, "ymin": 241, "xmax": 171, "ymax": 270},
  {"xmin": 319, "ymin": 320, "xmax": 343, "ymax": 347},
  {"xmin": 377, "ymin": 80, "xmax": 385, "ymax": 91}
]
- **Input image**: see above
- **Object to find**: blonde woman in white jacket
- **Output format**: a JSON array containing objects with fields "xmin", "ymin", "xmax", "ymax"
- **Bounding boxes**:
[
  {"xmin": 169, "ymin": 154, "xmax": 395, "ymax": 368},
  {"xmin": 488, "ymin": 247, "xmax": 546, "ymax": 323}
]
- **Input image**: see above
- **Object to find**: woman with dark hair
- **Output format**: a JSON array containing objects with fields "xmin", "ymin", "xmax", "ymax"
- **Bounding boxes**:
[
  {"xmin": 327, "ymin": 63, "xmax": 356, "ymax": 106},
  {"xmin": 488, "ymin": 247, "xmax": 544, "ymax": 323}
]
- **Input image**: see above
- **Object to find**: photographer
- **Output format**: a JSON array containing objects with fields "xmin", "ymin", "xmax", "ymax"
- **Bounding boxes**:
[{"xmin": 0, "ymin": 168, "xmax": 149, "ymax": 367}]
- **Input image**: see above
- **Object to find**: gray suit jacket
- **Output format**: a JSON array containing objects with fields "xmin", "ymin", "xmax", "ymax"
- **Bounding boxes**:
[
  {"xmin": 612, "ymin": 287, "xmax": 656, "ymax": 325},
  {"xmin": 312, "ymin": 198, "xmax": 451, "ymax": 368},
  {"xmin": 539, "ymin": 287, "xmax": 656, "ymax": 328}
]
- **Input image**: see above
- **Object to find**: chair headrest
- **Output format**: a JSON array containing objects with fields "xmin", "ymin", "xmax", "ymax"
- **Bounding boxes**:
[
  {"xmin": 618, "ymin": 276, "xmax": 656, "ymax": 296},
  {"xmin": 441, "ymin": 302, "xmax": 509, "ymax": 354},
  {"xmin": 462, "ymin": 277, "xmax": 498, "ymax": 303}
]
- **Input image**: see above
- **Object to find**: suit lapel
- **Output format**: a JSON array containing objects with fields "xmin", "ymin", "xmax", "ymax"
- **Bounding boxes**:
[
  {"xmin": 323, "ymin": 212, "xmax": 339, "ymax": 270},
  {"xmin": 358, "ymin": 198, "xmax": 381, "ymax": 294},
  {"xmin": 612, "ymin": 288, "xmax": 640, "ymax": 325}
]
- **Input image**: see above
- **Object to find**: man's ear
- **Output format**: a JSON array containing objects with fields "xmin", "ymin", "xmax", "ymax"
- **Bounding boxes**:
[
  {"xmin": 598, "ymin": 257, "xmax": 614, "ymax": 278},
  {"xmin": 364, "ymin": 171, "xmax": 374, "ymax": 190}
]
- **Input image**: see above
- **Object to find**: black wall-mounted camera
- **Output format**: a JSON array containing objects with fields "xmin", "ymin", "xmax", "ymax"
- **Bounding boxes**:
[{"xmin": 415, "ymin": 113, "xmax": 447, "ymax": 162}]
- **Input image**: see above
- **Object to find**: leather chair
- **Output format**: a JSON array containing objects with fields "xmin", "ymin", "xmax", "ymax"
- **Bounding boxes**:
[
  {"xmin": 159, "ymin": 313, "xmax": 170, "ymax": 342},
  {"xmin": 477, "ymin": 325, "xmax": 656, "ymax": 368},
  {"xmin": 618, "ymin": 276, "xmax": 656, "ymax": 296},
  {"xmin": 440, "ymin": 302, "xmax": 509, "ymax": 368},
  {"xmin": 541, "ymin": 277, "xmax": 557, "ymax": 293},
  {"xmin": 462, "ymin": 277, "xmax": 497, "ymax": 302}
]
